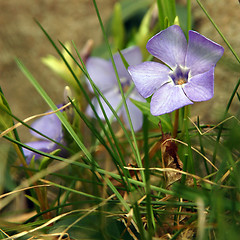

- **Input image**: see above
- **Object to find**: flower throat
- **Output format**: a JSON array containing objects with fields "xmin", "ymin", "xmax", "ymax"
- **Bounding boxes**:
[{"xmin": 170, "ymin": 65, "xmax": 190, "ymax": 86}]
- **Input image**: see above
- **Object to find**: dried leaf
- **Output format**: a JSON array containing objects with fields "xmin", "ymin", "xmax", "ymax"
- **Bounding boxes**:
[{"xmin": 159, "ymin": 125, "xmax": 183, "ymax": 188}]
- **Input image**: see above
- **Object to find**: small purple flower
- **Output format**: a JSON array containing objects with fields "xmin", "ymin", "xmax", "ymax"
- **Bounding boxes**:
[
  {"xmin": 128, "ymin": 25, "xmax": 224, "ymax": 116},
  {"xmin": 23, "ymin": 107, "xmax": 65, "ymax": 164},
  {"xmin": 86, "ymin": 46, "xmax": 145, "ymax": 131}
]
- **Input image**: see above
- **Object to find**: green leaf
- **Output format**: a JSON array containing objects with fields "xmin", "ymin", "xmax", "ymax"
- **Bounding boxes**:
[{"xmin": 130, "ymin": 99, "xmax": 172, "ymax": 132}]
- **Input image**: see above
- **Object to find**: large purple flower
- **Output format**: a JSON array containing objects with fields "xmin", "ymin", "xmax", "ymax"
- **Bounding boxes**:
[
  {"xmin": 23, "ymin": 108, "xmax": 65, "ymax": 164},
  {"xmin": 128, "ymin": 25, "xmax": 224, "ymax": 116},
  {"xmin": 86, "ymin": 46, "xmax": 145, "ymax": 131}
]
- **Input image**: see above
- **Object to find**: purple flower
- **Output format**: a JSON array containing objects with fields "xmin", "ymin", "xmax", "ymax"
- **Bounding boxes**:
[
  {"xmin": 23, "ymin": 107, "xmax": 65, "ymax": 164},
  {"xmin": 86, "ymin": 46, "xmax": 145, "ymax": 131},
  {"xmin": 128, "ymin": 25, "xmax": 224, "ymax": 116}
]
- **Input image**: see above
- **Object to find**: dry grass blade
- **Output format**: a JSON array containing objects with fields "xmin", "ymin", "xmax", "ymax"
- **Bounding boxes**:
[
  {"xmin": 188, "ymin": 116, "xmax": 239, "ymax": 136},
  {"xmin": 3, "ymin": 209, "xmax": 82, "ymax": 240},
  {"xmin": 0, "ymin": 102, "xmax": 72, "ymax": 139},
  {"xmin": 196, "ymin": 197, "xmax": 206, "ymax": 240},
  {"xmin": 0, "ymin": 184, "xmax": 50, "ymax": 199},
  {"xmin": 124, "ymin": 167, "xmax": 235, "ymax": 189}
]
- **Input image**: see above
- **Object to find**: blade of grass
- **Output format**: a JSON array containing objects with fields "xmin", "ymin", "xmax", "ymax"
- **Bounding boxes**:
[
  {"xmin": 15, "ymin": 58, "xmax": 132, "ymax": 213},
  {"xmin": 156, "ymin": 0, "xmax": 165, "ymax": 30},
  {"xmin": 69, "ymin": 97, "xmax": 130, "ymax": 190},
  {"xmin": 143, "ymin": 115, "xmax": 154, "ymax": 239},
  {"xmin": 4, "ymin": 135, "xmax": 173, "ymax": 196},
  {"xmin": 187, "ymin": 0, "xmax": 191, "ymax": 33},
  {"xmin": 92, "ymin": 0, "xmax": 145, "ymax": 184},
  {"xmin": 35, "ymin": 20, "xmax": 122, "ymax": 167},
  {"xmin": 164, "ymin": 0, "xmax": 176, "ymax": 24},
  {"xmin": 68, "ymin": 42, "xmax": 132, "ymax": 189},
  {"xmin": 197, "ymin": 117, "xmax": 210, "ymax": 175}
]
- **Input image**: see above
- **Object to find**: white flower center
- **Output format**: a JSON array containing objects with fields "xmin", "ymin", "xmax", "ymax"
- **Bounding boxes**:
[{"xmin": 170, "ymin": 65, "xmax": 190, "ymax": 86}]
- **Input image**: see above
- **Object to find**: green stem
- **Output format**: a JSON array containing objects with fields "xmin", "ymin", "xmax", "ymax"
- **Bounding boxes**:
[
  {"xmin": 173, "ymin": 109, "xmax": 179, "ymax": 138},
  {"xmin": 179, "ymin": 105, "xmax": 190, "ymax": 139},
  {"xmin": 187, "ymin": 0, "xmax": 192, "ymax": 33}
]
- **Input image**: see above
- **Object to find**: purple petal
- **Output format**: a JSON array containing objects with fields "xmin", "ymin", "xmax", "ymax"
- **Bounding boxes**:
[
  {"xmin": 86, "ymin": 88, "xmax": 123, "ymax": 119},
  {"xmin": 23, "ymin": 140, "xmax": 58, "ymax": 164},
  {"xmin": 122, "ymin": 98, "xmax": 143, "ymax": 131},
  {"xmin": 113, "ymin": 46, "xmax": 142, "ymax": 80},
  {"xmin": 86, "ymin": 57, "xmax": 117, "ymax": 92},
  {"xmin": 30, "ymin": 113, "xmax": 63, "ymax": 141},
  {"xmin": 185, "ymin": 30, "xmax": 224, "ymax": 76},
  {"xmin": 146, "ymin": 25, "xmax": 187, "ymax": 68},
  {"xmin": 183, "ymin": 67, "xmax": 214, "ymax": 102},
  {"xmin": 128, "ymin": 61, "xmax": 171, "ymax": 98},
  {"xmin": 150, "ymin": 82, "xmax": 193, "ymax": 116}
]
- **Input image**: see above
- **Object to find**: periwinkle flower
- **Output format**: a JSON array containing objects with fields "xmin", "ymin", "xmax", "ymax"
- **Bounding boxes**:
[
  {"xmin": 86, "ymin": 46, "xmax": 145, "ymax": 131},
  {"xmin": 23, "ymin": 107, "xmax": 65, "ymax": 164},
  {"xmin": 128, "ymin": 25, "xmax": 224, "ymax": 116}
]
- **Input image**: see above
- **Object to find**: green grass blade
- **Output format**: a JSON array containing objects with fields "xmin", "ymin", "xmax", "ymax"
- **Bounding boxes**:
[
  {"xmin": 5, "ymin": 134, "xmax": 173, "ymax": 196},
  {"xmin": 143, "ymin": 115, "xmax": 154, "ymax": 238},
  {"xmin": 92, "ymin": 0, "xmax": 145, "ymax": 184}
]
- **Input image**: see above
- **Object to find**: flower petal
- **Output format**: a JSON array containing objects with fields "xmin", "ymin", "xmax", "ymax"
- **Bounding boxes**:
[
  {"xmin": 128, "ymin": 61, "xmax": 170, "ymax": 98},
  {"xmin": 113, "ymin": 46, "xmax": 142, "ymax": 80},
  {"xmin": 150, "ymin": 82, "xmax": 193, "ymax": 116},
  {"xmin": 122, "ymin": 98, "xmax": 143, "ymax": 131},
  {"xmin": 23, "ymin": 140, "xmax": 58, "ymax": 164},
  {"xmin": 185, "ymin": 30, "xmax": 224, "ymax": 76},
  {"xmin": 183, "ymin": 67, "xmax": 214, "ymax": 102},
  {"xmin": 86, "ymin": 57, "xmax": 117, "ymax": 92},
  {"xmin": 146, "ymin": 25, "xmax": 187, "ymax": 68},
  {"xmin": 86, "ymin": 87, "xmax": 123, "ymax": 119},
  {"xmin": 30, "ymin": 112, "xmax": 62, "ymax": 141}
]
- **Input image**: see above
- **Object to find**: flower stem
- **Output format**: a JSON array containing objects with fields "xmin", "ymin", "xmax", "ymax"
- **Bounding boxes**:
[
  {"xmin": 173, "ymin": 109, "xmax": 179, "ymax": 138},
  {"xmin": 187, "ymin": 0, "xmax": 192, "ymax": 33},
  {"xmin": 179, "ymin": 105, "xmax": 190, "ymax": 139}
]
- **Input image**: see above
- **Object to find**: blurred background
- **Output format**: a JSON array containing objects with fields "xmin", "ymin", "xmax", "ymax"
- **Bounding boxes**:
[{"xmin": 0, "ymin": 0, "xmax": 239, "ymax": 142}]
